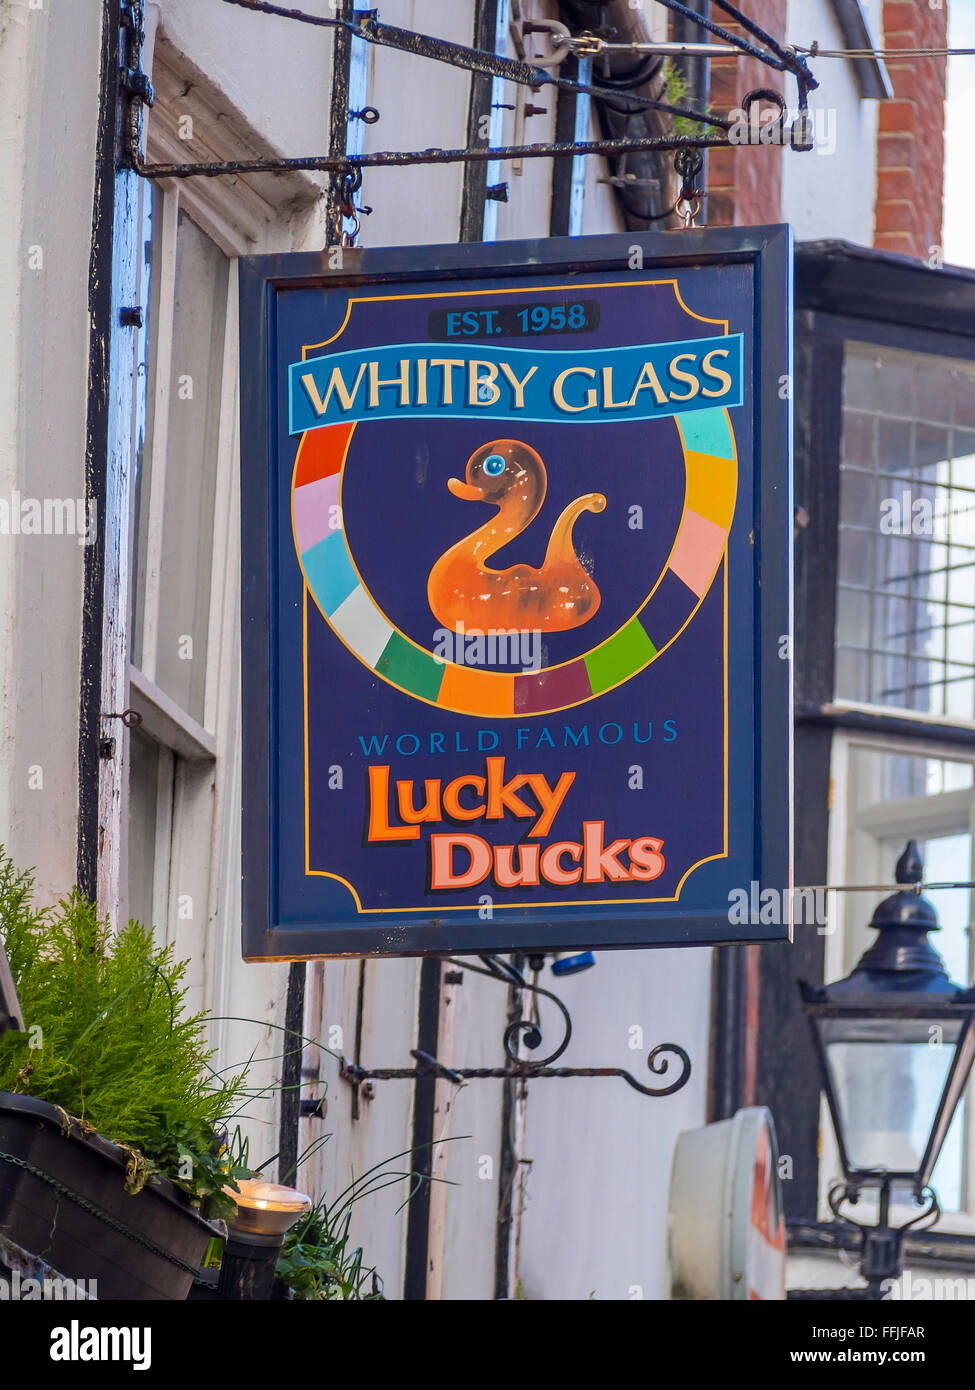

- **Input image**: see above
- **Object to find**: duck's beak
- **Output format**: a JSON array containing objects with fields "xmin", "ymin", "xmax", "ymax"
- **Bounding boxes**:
[{"xmin": 447, "ymin": 478, "xmax": 485, "ymax": 501}]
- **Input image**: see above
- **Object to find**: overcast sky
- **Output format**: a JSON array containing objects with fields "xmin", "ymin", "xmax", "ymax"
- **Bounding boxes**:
[{"xmin": 944, "ymin": 0, "xmax": 974, "ymax": 267}]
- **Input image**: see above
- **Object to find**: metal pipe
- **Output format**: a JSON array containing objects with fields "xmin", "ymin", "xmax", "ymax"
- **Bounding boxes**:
[
  {"xmin": 325, "ymin": 0, "xmax": 354, "ymax": 240},
  {"xmin": 79, "ymin": 0, "xmax": 123, "ymax": 904},
  {"xmin": 560, "ymin": 0, "xmax": 683, "ymax": 228},
  {"xmin": 136, "ymin": 130, "xmax": 732, "ymax": 181},
  {"xmin": 596, "ymin": 42, "xmax": 739, "ymax": 57},
  {"xmin": 460, "ymin": 0, "xmax": 503, "ymax": 241}
]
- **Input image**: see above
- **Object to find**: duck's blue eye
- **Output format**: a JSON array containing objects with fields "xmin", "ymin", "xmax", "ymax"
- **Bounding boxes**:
[{"xmin": 483, "ymin": 454, "xmax": 506, "ymax": 476}]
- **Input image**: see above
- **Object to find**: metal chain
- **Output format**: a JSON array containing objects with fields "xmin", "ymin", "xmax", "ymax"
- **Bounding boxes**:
[{"xmin": 0, "ymin": 1150, "xmax": 207, "ymax": 1279}]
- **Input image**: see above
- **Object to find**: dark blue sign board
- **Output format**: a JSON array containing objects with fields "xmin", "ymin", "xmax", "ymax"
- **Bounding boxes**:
[{"xmin": 239, "ymin": 227, "xmax": 793, "ymax": 960}]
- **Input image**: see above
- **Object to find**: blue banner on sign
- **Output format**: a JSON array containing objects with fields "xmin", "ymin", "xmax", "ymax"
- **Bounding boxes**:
[{"xmin": 288, "ymin": 334, "xmax": 743, "ymax": 434}]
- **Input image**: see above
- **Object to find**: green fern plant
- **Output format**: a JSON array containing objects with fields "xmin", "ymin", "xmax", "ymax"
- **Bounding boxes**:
[
  {"xmin": 276, "ymin": 1196, "xmax": 384, "ymax": 1301},
  {"xmin": 0, "ymin": 852, "xmax": 248, "ymax": 1219},
  {"xmin": 661, "ymin": 58, "xmax": 709, "ymax": 140},
  {"xmin": 274, "ymin": 1144, "xmax": 454, "ymax": 1300}
]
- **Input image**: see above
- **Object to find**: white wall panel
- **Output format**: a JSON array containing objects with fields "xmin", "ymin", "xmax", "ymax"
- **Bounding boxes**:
[{"xmin": 783, "ymin": 0, "xmax": 879, "ymax": 247}]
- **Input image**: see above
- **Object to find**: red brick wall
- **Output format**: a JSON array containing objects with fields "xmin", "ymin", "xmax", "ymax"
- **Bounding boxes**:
[
  {"xmin": 702, "ymin": 0, "xmax": 787, "ymax": 227},
  {"xmin": 875, "ymin": 0, "xmax": 948, "ymax": 259}
]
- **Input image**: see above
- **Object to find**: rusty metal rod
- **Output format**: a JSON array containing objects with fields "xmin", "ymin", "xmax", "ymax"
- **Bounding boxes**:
[
  {"xmin": 136, "ymin": 132, "xmax": 736, "ymax": 180},
  {"xmin": 214, "ymin": 0, "xmax": 814, "ymax": 107},
  {"xmin": 340, "ymin": 1043, "xmax": 692, "ymax": 1099}
]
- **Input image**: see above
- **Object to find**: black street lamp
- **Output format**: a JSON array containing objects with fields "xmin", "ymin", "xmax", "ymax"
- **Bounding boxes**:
[{"xmin": 800, "ymin": 840, "xmax": 975, "ymax": 1296}]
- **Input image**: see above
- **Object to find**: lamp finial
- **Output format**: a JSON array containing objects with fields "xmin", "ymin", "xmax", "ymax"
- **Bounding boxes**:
[{"xmin": 896, "ymin": 840, "xmax": 923, "ymax": 886}]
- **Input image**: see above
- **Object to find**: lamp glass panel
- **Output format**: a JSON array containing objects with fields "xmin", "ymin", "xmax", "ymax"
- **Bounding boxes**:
[{"xmin": 821, "ymin": 1016, "xmax": 962, "ymax": 1175}]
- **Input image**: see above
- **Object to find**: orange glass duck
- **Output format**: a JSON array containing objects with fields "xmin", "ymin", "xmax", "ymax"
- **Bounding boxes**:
[{"xmin": 427, "ymin": 439, "xmax": 606, "ymax": 633}]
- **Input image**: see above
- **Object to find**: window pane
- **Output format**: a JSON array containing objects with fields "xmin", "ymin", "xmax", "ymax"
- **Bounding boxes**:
[
  {"xmin": 837, "ymin": 344, "xmax": 975, "ymax": 718},
  {"xmin": 154, "ymin": 211, "xmax": 227, "ymax": 722},
  {"xmin": 130, "ymin": 182, "xmax": 162, "ymax": 665},
  {"xmin": 128, "ymin": 727, "xmax": 159, "ymax": 931}
]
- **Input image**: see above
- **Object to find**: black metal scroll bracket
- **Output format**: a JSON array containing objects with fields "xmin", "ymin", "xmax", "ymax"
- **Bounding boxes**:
[
  {"xmin": 338, "ymin": 954, "xmax": 692, "ymax": 1099},
  {"xmin": 116, "ymin": 1, "xmax": 819, "ymax": 179}
]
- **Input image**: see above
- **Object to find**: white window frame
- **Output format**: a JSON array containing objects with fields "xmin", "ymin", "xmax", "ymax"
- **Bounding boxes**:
[
  {"xmin": 125, "ymin": 30, "xmax": 321, "ymax": 1009},
  {"xmin": 126, "ymin": 176, "xmax": 242, "ymax": 966},
  {"xmin": 823, "ymin": 728, "xmax": 975, "ymax": 1229}
]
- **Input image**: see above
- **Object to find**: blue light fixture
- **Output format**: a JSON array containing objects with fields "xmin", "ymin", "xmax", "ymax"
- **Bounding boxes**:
[{"xmin": 551, "ymin": 951, "xmax": 596, "ymax": 977}]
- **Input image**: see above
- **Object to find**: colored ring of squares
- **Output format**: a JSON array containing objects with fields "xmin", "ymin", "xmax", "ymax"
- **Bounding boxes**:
[{"xmin": 291, "ymin": 411, "xmax": 738, "ymax": 718}]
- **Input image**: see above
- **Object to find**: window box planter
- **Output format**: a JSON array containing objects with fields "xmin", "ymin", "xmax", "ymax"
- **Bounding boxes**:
[{"xmin": 0, "ymin": 1092, "xmax": 222, "ymax": 1300}]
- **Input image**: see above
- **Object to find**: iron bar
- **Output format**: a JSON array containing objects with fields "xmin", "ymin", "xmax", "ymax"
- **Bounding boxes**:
[
  {"xmin": 495, "ymin": 951, "xmax": 527, "ymax": 1301},
  {"xmin": 340, "ymin": 1048, "xmax": 692, "ymax": 1098},
  {"xmin": 797, "ymin": 46, "xmax": 974, "ymax": 59},
  {"xmin": 403, "ymin": 958, "xmax": 442, "ymax": 1301},
  {"xmin": 584, "ymin": 42, "xmax": 743, "ymax": 58},
  {"xmin": 794, "ymin": 881, "xmax": 975, "ymax": 893},
  {"xmin": 136, "ymin": 131, "xmax": 738, "ymax": 181},
  {"xmin": 456, "ymin": 953, "xmax": 572, "ymax": 1067},
  {"xmin": 325, "ymin": 0, "xmax": 354, "ymax": 243},
  {"xmin": 120, "ymin": 0, "xmax": 830, "ymax": 185},
  {"xmin": 214, "ymin": 0, "xmax": 816, "ymax": 93},
  {"xmin": 654, "ymin": 0, "xmax": 814, "ymax": 84},
  {"xmin": 708, "ymin": 0, "xmax": 798, "ymax": 67},
  {"xmin": 78, "ymin": 0, "xmax": 124, "ymax": 905},
  {"xmin": 459, "ymin": 0, "xmax": 501, "ymax": 242},
  {"xmin": 789, "ymin": 1216, "xmax": 975, "ymax": 1268},
  {"xmin": 277, "ymin": 961, "xmax": 305, "ymax": 1185},
  {"xmin": 335, "ymin": 951, "xmax": 691, "ymax": 1098}
]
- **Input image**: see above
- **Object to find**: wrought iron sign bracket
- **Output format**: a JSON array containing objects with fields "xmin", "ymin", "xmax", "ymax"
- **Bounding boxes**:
[
  {"xmin": 337, "ymin": 954, "xmax": 692, "ymax": 1100},
  {"xmin": 115, "ymin": 0, "xmax": 819, "ymax": 180}
]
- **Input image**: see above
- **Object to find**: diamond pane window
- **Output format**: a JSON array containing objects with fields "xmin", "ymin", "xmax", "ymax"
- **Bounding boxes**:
[{"xmin": 837, "ymin": 344, "xmax": 975, "ymax": 717}]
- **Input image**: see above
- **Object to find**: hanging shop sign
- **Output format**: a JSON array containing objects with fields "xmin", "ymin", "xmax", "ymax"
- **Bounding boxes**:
[{"xmin": 239, "ymin": 227, "xmax": 793, "ymax": 960}]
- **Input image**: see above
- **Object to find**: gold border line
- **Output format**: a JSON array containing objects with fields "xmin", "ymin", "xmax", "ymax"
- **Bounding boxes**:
[
  {"xmin": 300, "ymin": 277, "xmax": 729, "ymax": 359},
  {"xmin": 293, "ymin": 276, "xmax": 734, "ymax": 912},
  {"xmin": 300, "ymin": 559, "xmax": 730, "ymax": 912},
  {"xmin": 292, "ymin": 409, "xmax": 736, "ymax": 714}
]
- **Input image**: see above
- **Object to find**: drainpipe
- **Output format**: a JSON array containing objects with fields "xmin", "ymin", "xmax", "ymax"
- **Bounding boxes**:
[
  {"xmin": 78, "ymin": 0, "xmax": 123, "ymax": 904},
  {"xmin": 558, "ymin": 0, "xmax": 711, "ymax": 228}
]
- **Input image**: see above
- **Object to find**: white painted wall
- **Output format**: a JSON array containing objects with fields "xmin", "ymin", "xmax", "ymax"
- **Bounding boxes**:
[
  {"xmin": 0, "ymin": 0, "xmax": 101, "ymax": 904},
  {"xmin": 782, "ymin": 0, "xmax": 880, "ymax": 247},
  {"xmin": 356, "ymin": 0, "xmax": 472, "ymax": 250},
  {"xmin": 516, "ymin": 949, "xmax": 711, "ymax": 1300},
  {"xmin": 152, "ymin": 0, "xmax": 333, "ymax": 166}
]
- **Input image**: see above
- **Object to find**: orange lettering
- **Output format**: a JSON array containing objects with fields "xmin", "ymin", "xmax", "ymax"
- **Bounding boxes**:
[
  {"xmin": 494, "ymin": 843, "xmax": 541, "ymax": 888},
  {"xmin": 396, "ymin": 778, "xmax": 442, "ymax": 824},
  {"xmin": 628, "ymin": 836, "xmax": 666, "ymax": 881},
  {"xmin": 429, "ymin": 832, "xmax": 493, "ymax": 889},
  {"xmin": 539, "ymin": 841, "xmax": 582, "ymax": 885},
  {"xmin": 442, "ymin": 774, "xmax": 486, "ymax": 822},
  {"xmin": 366, "ymin": 765, "xmax": 420, "ymax": 842}
]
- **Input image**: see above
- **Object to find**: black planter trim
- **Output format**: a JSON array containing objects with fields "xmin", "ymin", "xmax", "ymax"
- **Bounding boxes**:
[{"xmin": 0, "ymin": 1092, "xmax": 221, "ymax": 1300}]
